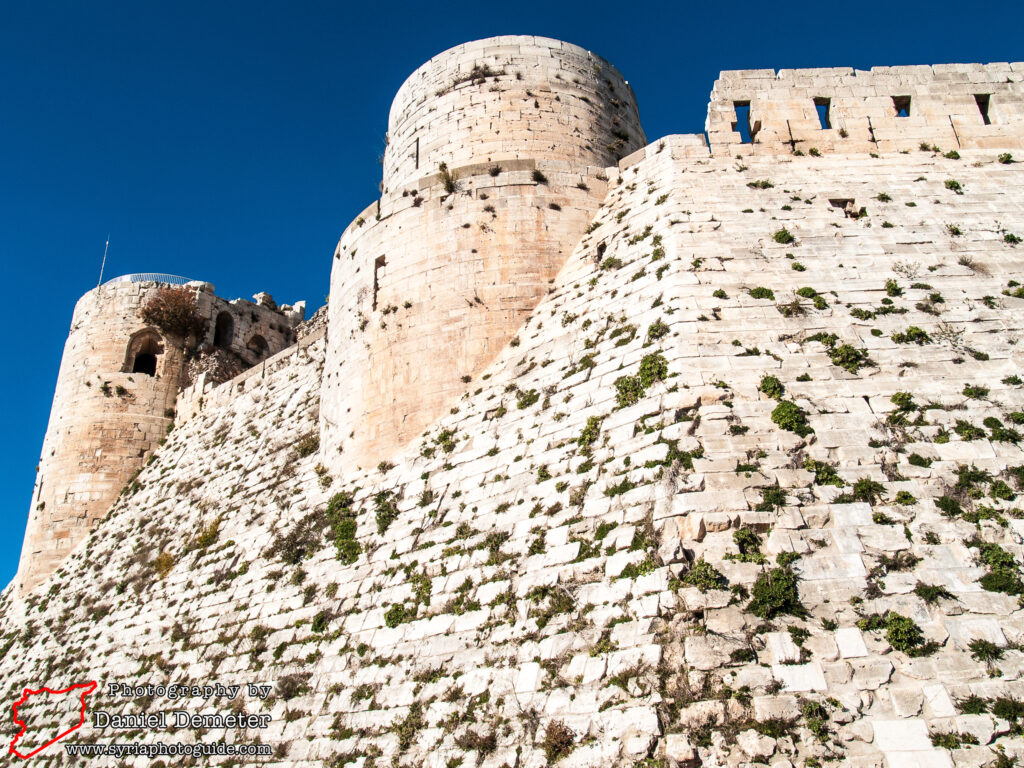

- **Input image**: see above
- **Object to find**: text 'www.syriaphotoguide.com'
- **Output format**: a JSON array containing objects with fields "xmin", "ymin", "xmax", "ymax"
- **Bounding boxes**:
[{"xmin": 64, "ymin": 742, "xmax": 272, "ymax": 757}]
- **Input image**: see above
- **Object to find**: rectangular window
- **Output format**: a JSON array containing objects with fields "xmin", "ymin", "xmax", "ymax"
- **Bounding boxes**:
[
  {"xmin": 732, "ymin": 101, "xmax": 753, "ymax": 144},
  {"xmin": 892, "ymin": 96, "xmax": 911, "ymax": 118},
  {"xmin": 414, "ymin": 137, "xmax": 420, "ymax": 169},
  {"xmin": 975, "ymin": 94, "xmax": 991, "ymax": 125},
  {"xmin": 814, "ymin": 97, "xmax": 831, "ymax": 130}
]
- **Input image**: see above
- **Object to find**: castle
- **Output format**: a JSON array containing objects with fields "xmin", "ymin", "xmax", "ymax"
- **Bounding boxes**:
[{"xmin": 5, "ymin": 35, "xmax": 1024, "ymax": 767}]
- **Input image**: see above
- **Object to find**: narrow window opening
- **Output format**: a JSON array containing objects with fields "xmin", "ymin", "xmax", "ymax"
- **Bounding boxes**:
[
  {"xmin": 414, "ymin": 137, "xmax": 420, "ymax": 169},
  {"xmin": 813, "ymin": 97, "xmax": 831, "ymax": 129},
  {"xmin": 732, "ymin": 101, "xmax": 753, "ymax": 144},
  {"xmin": 214, "ymin": 311, "xmax": 234, "ymax": 348},
  {"xmin": 892, "ymin": 96, "xmax": 911, "ymax": 118},
  {"xmin": 373, "ymin": 255, "xmax": 386, "ymax": 311},
  {"xmin": 974, "ymin": 94, "xmax": 991, "ymax": 125}
]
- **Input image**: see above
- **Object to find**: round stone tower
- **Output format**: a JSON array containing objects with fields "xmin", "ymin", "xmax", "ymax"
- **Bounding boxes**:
[
  {"xmin": 321, "ymin": 35, "xmax": 645, "ymax": 469},
  {"xmin": 16, "ymin": 275, "xmax": 304, "ymax": 595},
  {"xmin": 16, "ymin": 278, "xmax": 190, "ymax": 594},
  {"xmin": 382, "ymin": 35, "xmax": 644, "ymax": 194}
]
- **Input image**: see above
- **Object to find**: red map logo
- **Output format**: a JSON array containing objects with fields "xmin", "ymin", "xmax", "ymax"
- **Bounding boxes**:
[{"xmin": 9, "ymin": 681, "xmax": 98, "ymax": 759}]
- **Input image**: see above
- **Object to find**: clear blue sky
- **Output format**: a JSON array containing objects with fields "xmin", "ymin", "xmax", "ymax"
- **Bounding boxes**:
[{"xmin": 1, "ymin": 0, "xmax": 1020, "ymax": 588}]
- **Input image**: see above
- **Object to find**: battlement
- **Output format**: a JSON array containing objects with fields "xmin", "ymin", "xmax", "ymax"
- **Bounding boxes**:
[{"xmin": 706, "ymin": 62, "xmax": 1024, "ymax": 155}]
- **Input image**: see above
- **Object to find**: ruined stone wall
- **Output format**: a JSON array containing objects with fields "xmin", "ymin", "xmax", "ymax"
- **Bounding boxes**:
[
  {"xmin": 322, "ymin": 36, "xmax": 645, "ymax": 470},
  {"xmin": 383, "ymin": 35, "xmax": 644, "ymax": 193},
  {"xmin": 707, "ymin": 63, "xmax": 1024, "ymax": 156},
  {"xmin": 17, "ymin": 279, "xmax": 303, "ymax": 595}
]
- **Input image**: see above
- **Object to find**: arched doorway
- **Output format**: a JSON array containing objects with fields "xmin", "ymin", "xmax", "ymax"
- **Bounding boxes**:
[{"xmin": 123, "ymin": 330, "xmax": 164, "ymax": 376}]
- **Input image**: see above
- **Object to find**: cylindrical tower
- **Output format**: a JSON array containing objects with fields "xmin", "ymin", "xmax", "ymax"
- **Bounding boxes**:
[
  {"xmin": 382, "ymin": 35, "xmax": 644, "ymax": 193},
  {"xmin": 16, "ymin": 278, "xmax": 190, "ymax": 595},
  {"xmin": 321, "ymin": 36, "xmax": 645, "ymax": 469}
]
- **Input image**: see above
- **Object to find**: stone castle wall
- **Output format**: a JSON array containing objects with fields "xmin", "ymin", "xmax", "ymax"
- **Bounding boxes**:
[
  {"xmin": 3, "ymin": 133, "xmax": 1024, "ymax": 767},
  {"xmin": 321, "ymin": 36, "xmax": 646, "ymax": 470},
  {"xmin": 16, "ymin": 279, "xmax": 301, "ymax": 594},
  {"xmin": 707, "ymin": 62, "xmax": 1024, "ymax": 156}
]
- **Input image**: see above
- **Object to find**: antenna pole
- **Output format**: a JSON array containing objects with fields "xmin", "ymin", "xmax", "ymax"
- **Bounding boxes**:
[{"xmin": 97, "ymin": 235, "xmax": 110, "ymax": 288}]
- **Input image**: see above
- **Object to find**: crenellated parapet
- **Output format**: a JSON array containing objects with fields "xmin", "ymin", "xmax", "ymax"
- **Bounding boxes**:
[{"xmin": 706, "ymin": 63, "xmax": 1024, "ymax": 155}]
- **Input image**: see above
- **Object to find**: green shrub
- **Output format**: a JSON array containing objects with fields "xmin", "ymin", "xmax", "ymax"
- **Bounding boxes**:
[
  {"xmin": 944, "ymin": 179, "xmax": 963, "ymax": 194},
  {"xmin": 991, "ymin": 697, "xmax": 1024, "ymax": 723},
  {"xmin": 828, "ymin": 343, "xmax": 872, "ymax": 373},
  {"xmin": 885, "ymin": 279, "xmax": 903, "ymax": 297},
  {"xmin": 894, "ymin": 490, "xmax": 917, "ymax": 505},
  {"xmin": 646, "ymin": 319, "xmax": 670, "ymax": 341},
  {"xmin": 914, "ymin": 582, "xmax": 953, "ymax": 604},
  {"xmin": 516, "ymin": 389, "xmax": 540, "ymax": 409},
  {"xmin": 851, "ymin": 477, "xmax": 885, "ymax": 504},
  {"xmin": 614, "ymin": 375, "xmax": 644, "ymax": 408},
  {"xmin": 734, "ymin": 526, "xmax": 764, "ymax": 556},
  {"xmin": 891, "ymin": 392, "xmax": 916, "ymax": 412},
  {"xmin": 294, "ymin": 433, "xmax": 320, "ymax": 458},
  {"xmin": 748, "ymin": 567, "xmax": 803, "ymax": 619},
  {"xmin": 756, "ymin": 487, "xmax": 787, "ymax": 511},
  {"xmin": 998, "ymin": 153, "xmax": 1014, "ymax": 164},
  {"xmin": 773, "ymin": 228, "xmax": 795, "ymax": 244},
  {"xmin": 891, "ymin": 326, "xmax": 932, "ymax": 345},
  {"xmin": 907, "ymin": 453, "xmax": 932, "ymax": 468},
  {"xmin": 885, "ymin": 613, "xmax": 924, "ymax": 652},
  {"xmin": 758, "ymin": 375, "xmax": 785, "ymax": 400},
  {"xmin": 681, "ymin": 558, "xmax": 728, "ymax": 591},
  {"xmin": 577, "ymin": 416, "xmax": 603, "ymax": 453},
  {"xmin": 969, "ymin": 639, "xmax": 1004, "ymax": 663},
  {"xmin": 374, "ymin": 490, "xmax": 399, "ymax": 534},
  {"xmin": 749, "ymin": 286, "xmax": 776, "ymax": 300},
  {"xmin": 963, "ymin": 384, "xmax": 989, "ymax": 399},
  {"xmin": 954, "ymin": 420, "xmax": 987, "ymax": 441},
  {"xmin": 934, "ymin": 495, "xmax": 963, "ymax": 517},
  {"xmin": 771, "ymin": 401, "xmax": 813, "ymax": 437},
  {"xmin": 638, "ymin": 353, "xmax": 668, "ymax": 387},
  {"xmin": 384, "ymin": 604, "xmax": 408, "ymax": 628},
  {"xmin": 803, "ymin": 458, "xmax": 843, "ymax": 486},
  {"xmin": 326, "ymin": 491, "xmax": 361, "ymax": 565}
]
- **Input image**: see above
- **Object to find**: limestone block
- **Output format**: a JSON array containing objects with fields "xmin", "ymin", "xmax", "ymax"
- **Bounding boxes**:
[
  {"xmin": 772, "ymin": 662, "xmax": 828, "ymax": 692},
  {"xmin": 836, "ymin": 627, "xmax": 869, "ymax": 658}
]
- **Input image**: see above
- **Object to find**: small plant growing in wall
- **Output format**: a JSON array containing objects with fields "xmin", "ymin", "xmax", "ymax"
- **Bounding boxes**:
[
  {"xmin": 758, "ymin": 375, "xmax": 785, "ymax": 400},
  {"xmin": 438, "ymin": 162, "xmax": 458, "ymax": 194},
  {"xmin": 771, "ymin": 401, "xmax": 813, "ymax": 437},
  {"xmin": 326, "ymin": 491, "xmax": 361, "ymax": 565},
  {"xmin": 542, "ymin": 720, "xmax": 576, "ymax": 763},
  {"xmin": 772, "ymin": 228, "xmax": 795, "ymax": 244},
  {"xmin": 374, "ymin": 490, "xmax": 399, "ymax": 534}
]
